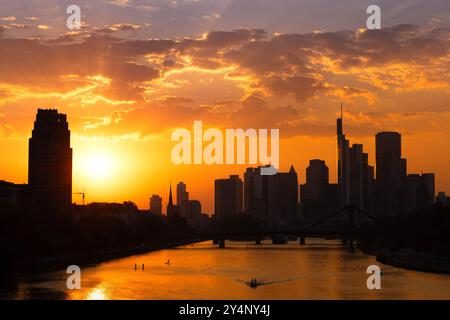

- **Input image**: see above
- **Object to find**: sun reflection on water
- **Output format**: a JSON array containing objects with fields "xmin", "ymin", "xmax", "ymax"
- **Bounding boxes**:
[{"xmin": 86, "ymin": 287, "xmax": 108, "ymax": 300}]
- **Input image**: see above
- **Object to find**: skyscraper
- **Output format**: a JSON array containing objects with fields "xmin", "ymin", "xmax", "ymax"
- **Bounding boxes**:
[
  {"xmin": 300, "ymin": 160, "xmax": 338, "ymax": 221},
  {"xmin": 272, "ymin": 166, "xmax": 299, "ymax": 225},
  {"xmin": 337, "ymin": 106, "xmax": 374, "ymax": 213},
  {"xmin": 244, "ymin": 167, "xmax": 265, "ymax": 219},
  {"xmin": 176, "ymin": 181, "xmax": 189, "ymax": 207},
  {"xmin": 337, "ymin": 104, "xmax": 350, "ymax": 208},
  {"xmin": 421, "ymin": 173, "xmax": 435, "ymax": 206},
  {"xmin": 244, "ymin": 165, "xmax": 298, "ymax": 226},
  {"xmin": 214, "ymin": 175, "xmax": 243, "ymax": 220},
  {"xmin": 181, "ymin": 199, "xmax": 201, "ymax": 227},
  {"xmin": 304, "ymin": 159, "xmax": 329, "ymax": 200},
  {"xmin": 150, "ymin": 194, "xmax": 162, "ymax": 215},
  {"xmin": 28, "ymin": 109, "xmax": 72, "ymax": 214},
  {"xmin": 375, "ymin": 131, "xmax": 407, "ymax": 215}
]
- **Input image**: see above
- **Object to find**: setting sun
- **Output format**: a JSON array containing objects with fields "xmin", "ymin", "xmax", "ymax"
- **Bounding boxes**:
[{"xmin": 84, "ymin": 151, "xmax": 114, "ymax": 180}]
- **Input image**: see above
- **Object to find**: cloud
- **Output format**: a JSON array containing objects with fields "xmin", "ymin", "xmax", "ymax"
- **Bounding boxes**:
[
  {"xmin": 94, "ymin": 23, "xmax": 143, "ymax": 33},
  {"xmin": 0, "ymin": 24, "xmax": 449, "ymax": 140},
  {"xmin": 0, "ymin": 16, "xmax": 16, "ymax": 21}
]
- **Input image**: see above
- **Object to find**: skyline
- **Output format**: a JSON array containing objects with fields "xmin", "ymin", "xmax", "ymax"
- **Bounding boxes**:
[
  {"xmin": 1, "ymin": 106, "xmax": 446, "ymax": 216},
  {"xmin": 0, "ymin": 1, "xmax": 449, "ymax": 212}
]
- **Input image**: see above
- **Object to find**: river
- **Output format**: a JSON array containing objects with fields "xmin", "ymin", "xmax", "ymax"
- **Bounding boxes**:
[{"xmin": 2, "ymin": 239, "xmax": 450, "ymax": 299}]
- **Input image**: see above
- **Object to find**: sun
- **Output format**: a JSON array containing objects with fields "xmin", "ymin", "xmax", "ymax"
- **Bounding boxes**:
[{"xmin": 83, "ymin": 151, "xmax": 114, "ymax": 180}]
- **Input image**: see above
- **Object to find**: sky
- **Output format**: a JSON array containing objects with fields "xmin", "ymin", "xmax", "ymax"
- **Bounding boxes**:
[{"xmin": 0, "ymin": 0, "xmax": 449, "ymax": 213}]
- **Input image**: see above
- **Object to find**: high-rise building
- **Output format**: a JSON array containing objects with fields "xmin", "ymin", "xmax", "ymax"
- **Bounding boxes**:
[
  {"xmin": 244, "ymin": 165, "xmax": 298, "ymax": 226},
  {"xmin": 300, "ymin": 160, "xmax": 338, "ymax": 221},
  {"xmin": 337, "ymin": 107, "xmax": 374, "ymax": 213},
  {"xmin": 269, "ymin": 166, "xmax": 298, "ymax": 225},
  {"xmin": 421, "ymin": 173, "xmax": 435, "ymax": 206},
  {"xmin": 176, "ymin": 182, "xmax": 189, "ymax": 207},
  {"xmin": 214, "ymin": 175, "xmax": 243, "ymax": 220},
  {"xmin": 375, "ymin": 131, "xmax": 407, "ymax": 215},
  {"xmin": 28, "ymin": 109, "xmax": 72, "ymax": 214},
  {"xmin": 181, "ymin": 199, "xmax": 201, "ymax": 228},
  {"xmin": 402, "ymin": 174, "xmax": 422, "ymax": 213},
  {"xmin": 304, "ymin": 160, "xmax": 329, "ymax": 200},
  {"xmin": 149, "ymin": 194, "xmax": 162, "ymax": 215},
  {"xmin": 337, "ymin": 106, "xmax": 350, "ymax": 208}
]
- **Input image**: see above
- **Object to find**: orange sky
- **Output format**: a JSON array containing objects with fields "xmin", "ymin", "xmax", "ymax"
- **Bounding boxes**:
[{"xmin": 1, "ymin": 3, "xmax": 449, "ymax": 213}]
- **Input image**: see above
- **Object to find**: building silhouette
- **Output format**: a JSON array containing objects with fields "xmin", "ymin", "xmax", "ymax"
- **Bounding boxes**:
[
  {"xmin": 375, "ymin": 132, "xmax": 407, "ymax": 215},
  {"xmin": 436, "ymin": 192, "xmax": 450, "ymax": 207},
  {"xmin": 337, "ymin": 107, "xmax": 374, "ymax": 213},
  {"xmin": 244, "ymin": 167, "xmax": 266, "ymax": 220},
  {"xmin": 300, "ymin": 160, "xmax": 338, "ymax": 222},
  {"xmin": 28, "ymin": 109, "xmax": 72, "ymax": 215},
  {"xmin": 181, "ymin": 199, "xmax": 201, "ymax": 227},
  {"xmin": 214, "ymin": 175, "xmax": 243, "ymax": 220},
  {"xmin": 176, "ymin": 181, "xmax": 189, "ymax": 213},
  {"xmin": 149, "ymin": 194, "xmax": 162, "ymax": 215},
  {"xmin": 243, "ymin": 165, "xmax": 298, "ymax": 226},
  {"xmin": 166, "ymin": 183, "xmax": 180, "ymax": 218},
  {"xmin": 268, "ymin": 166, "xmax": 298, "ymax": 226},
  {"xmin": 421, "ymin": 173, "xmax": 435, "ymax": 206}
]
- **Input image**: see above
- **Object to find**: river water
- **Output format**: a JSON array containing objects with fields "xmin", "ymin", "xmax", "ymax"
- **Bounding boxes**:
[{"xmin": 3, "ymin": 239, "xmax": 450, "ymax": 299}]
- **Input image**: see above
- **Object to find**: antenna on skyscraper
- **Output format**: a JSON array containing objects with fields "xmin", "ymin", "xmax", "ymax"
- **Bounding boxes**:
[{"xmin": 340, "ymin": 101, "xmax": 343, "ymax": 119}]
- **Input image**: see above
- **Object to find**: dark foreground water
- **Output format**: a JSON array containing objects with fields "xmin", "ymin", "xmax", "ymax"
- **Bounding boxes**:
[{"xmin": 2, "ymin": 239, "xmax": 450, "ymax": 299}]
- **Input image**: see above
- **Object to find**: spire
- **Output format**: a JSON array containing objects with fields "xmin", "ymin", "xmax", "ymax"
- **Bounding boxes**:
[
  {"xmin": 166, "ymin": 181, "xmax": 174, "ymax": 218},
  {"xmin": 289, "ymin": 165, "xmax": 296, "ymax": 174},
  {"xmin": 168, "ymin": 181, "xmax": 173, "ymax": 206},
  {"xmin": 340, "ymin": 101, "xmax": 343, "ymax": 119}
]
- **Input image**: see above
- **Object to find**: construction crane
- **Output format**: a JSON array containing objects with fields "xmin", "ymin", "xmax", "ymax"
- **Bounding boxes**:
[{"xmin": 73, "ymin": 189, "xmax": 86, "ymax": 205}]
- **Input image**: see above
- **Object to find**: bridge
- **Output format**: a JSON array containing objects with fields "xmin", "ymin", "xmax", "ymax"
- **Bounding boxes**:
[{"xmin": 202, "ymin": 205, "xmax": 375, "ymax": 249}]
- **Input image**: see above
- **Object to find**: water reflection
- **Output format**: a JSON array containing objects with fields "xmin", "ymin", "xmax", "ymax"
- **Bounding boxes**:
[
  {"xmin": 3, "ymin": 240, "xmax": 450, "ymax": 299},
  {"xmin": 86, "ymin": 287, "xmax": 108, "ymax": 300}
]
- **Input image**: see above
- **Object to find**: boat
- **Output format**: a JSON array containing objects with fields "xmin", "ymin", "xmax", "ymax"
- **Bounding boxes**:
[{"xmin": 249, "ymin": 278, "xmax": 259, "ymax": 288}]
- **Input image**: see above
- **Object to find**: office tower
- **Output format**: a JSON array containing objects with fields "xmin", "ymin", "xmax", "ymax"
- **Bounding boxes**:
[
  {"xmin": 181, "ymin": 199, "xmax": 201, "ymax": 228},
  {"xmin": 214, "ymin": 175, "xmax": 243, "ymax": 220},
  {"xmin": 304, "ymin": 160, "xmax": 329, "ymax": 200},
  {"xmin": 244, "ymin": 167, "xmax": 265, "ymax": 219},
  {"xmin": 244, "ymin": 165, "xmax": 299, "ymax": 225},
  {"xmin": 337, "ymin": 107, "xmax": 374, "ymax": 213},
  {"xmin": 421, "ymin": 173, "xmax": 435, "ymax": 206},
  {"xmin": 348, "ymin": 144, "xmax": 375, "ymax": 213},
  {"xmin": 376, "ymin": 131, "xmax": 407, "ymax": 215},
  {"xmin": 300, "ymin": 160, "xmax": 338, "ymax": 221},
  {"xmin": 402, "ymin": 174, "xmax": 422, "ymax": 213},
  {"xmin": 150, "ymin": 194, "xmax": 162, "ymax": 215},
  {"xmin": 28, "ymin": 109, "xmax": 72, "ymax": 214},
  {"xmin": 176, "ymin": 182, "xmax": 189, "ymax": 207},
  {"xmin": 401, "ymin": 173, "xmax": 436, "ymax": 212},
  {"xmin": 273, "ymin": 166, "xmax": 299, "ymax": 225},
  {"xmin": 337, "ymin": 107, "xmax": 350, "ymax": 208}
]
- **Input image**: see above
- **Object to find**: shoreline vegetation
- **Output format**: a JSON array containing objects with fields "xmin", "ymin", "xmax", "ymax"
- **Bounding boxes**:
[
  {"xmin": 375, "ymin": 248, "xmax": 450, "ymax": 275},
  {"xmin": 358, "ymin": 206, "xmax": 450, "ymax": 275},
  {"xmin": 359, "ymin": 246, "xmax": 450, "ymax": 275}
]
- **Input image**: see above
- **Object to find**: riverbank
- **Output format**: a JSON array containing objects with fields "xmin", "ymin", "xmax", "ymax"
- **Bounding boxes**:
[{"xmin": 360, "ymin": 245, "xmax": 450, "ymax": 275}]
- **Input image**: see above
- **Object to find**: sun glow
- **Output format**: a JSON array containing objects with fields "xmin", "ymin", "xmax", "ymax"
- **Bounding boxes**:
[{"xmin": 82, "ymin": 150, "xmax": 116, "ymax": 181}]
